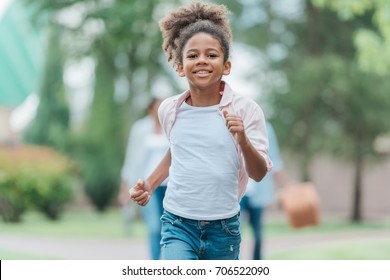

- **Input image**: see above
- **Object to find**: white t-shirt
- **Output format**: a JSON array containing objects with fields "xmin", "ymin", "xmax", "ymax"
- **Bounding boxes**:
[{"xmin": 163, "ymin": 102, "xmax": 240, "ymax": 220}]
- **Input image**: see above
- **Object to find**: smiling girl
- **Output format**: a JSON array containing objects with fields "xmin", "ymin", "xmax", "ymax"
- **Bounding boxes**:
[{"xmin": 129, "ymin": 1, "xmax": 272, "ymax": 260}]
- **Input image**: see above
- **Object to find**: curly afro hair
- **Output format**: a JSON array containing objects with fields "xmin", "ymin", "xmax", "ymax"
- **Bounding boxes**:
[{"xmin": 159, "ymin": 1, "xmax": 232, "ymax": 68}]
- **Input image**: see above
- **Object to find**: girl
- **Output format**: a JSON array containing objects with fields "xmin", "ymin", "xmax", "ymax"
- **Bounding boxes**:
[{"xmin": 129, "ymin": 1, "xmax": 272, "ymax": 260}]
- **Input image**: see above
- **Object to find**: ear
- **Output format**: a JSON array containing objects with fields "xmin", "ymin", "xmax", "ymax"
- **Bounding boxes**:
[
  {"xmin": 223, "ymin": 60, "xmax": 231, "ymax": 76},
  {"xmin": 177, "ymin": 64, "xmax": 185, "ymax": 77}
]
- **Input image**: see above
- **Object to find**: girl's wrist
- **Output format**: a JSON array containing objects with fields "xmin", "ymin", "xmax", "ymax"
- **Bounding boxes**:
[{"xmin": 238, "ymin": 135, "xmax": 250, "ymax": 149}]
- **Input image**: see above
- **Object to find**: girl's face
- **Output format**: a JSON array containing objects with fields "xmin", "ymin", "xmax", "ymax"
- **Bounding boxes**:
[{"xmin": 177, "ymin": 32, "xmax": 231, "ymax": 91}]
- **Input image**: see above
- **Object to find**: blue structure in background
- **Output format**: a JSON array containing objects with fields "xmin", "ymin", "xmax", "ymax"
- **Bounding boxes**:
[{"xmin": 0, "ymin": 0, "xmax": 46, "ymax": 108}]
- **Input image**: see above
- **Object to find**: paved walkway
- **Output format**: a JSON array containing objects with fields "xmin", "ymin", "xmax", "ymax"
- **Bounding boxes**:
[{"xmin": 1, "ymin": 230, "xmax": 390, "ymax": 259}]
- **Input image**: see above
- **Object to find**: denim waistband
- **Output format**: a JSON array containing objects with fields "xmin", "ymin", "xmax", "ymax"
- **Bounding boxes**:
[{"xmin": 163, "ymin": 209, "xmax": 240, "ymax": 227}]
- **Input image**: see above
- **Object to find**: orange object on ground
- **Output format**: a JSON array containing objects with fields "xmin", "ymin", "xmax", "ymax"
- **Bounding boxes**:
[{"xmin": 281, "ymin": 182, "xmax": 320, "ymax": 228}]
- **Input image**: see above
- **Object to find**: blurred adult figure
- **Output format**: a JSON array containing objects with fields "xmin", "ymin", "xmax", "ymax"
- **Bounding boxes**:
[
  {"xmin": 118, "ymin": 98, "xmax": 169, "ymax": 260},
  {"xmin": 240, "ymin": 122, "xmax": 290, "ymax": 260}
]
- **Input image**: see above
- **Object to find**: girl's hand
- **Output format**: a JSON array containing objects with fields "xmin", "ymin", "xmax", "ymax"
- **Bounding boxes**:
[
  {"xmin": 223, "ymin": 111, "xmax": 248, "ymax": 146},
  {"xmin": 129, "ymin": 179, "xmax": 152, "ymax": 206}
]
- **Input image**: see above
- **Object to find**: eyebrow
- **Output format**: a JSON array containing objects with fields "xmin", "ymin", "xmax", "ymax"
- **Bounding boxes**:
[{"xmin": 185, "ymin": 48, "xmax": 220, "ymax": 53}]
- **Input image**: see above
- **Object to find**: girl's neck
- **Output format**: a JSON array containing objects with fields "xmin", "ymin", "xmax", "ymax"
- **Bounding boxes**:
[{"xmin": 187, "ymin": 82, "xmax": 222, "ymax": 107}]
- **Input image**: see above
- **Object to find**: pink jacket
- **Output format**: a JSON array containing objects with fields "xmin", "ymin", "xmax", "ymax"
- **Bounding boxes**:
[{"xmin": 158, "ymin": 81, "xmax": 273, "ymax": 200}]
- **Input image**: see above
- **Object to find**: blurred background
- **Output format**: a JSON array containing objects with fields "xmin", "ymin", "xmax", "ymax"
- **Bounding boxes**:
[{"xmin": 1, "ymin": 0, "xmax": 390, "ymax": 260}]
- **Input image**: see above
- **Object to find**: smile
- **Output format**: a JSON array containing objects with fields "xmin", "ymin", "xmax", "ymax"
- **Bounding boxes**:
[{"xmin": 193, "ymin": 70, "xmax": 212, "ymax": 74}]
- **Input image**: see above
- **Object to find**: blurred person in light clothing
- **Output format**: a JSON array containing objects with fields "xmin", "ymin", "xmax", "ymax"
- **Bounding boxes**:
[
  {"xmin": 240, "ymin": 122, "xmax": 290, "ymax": 260},
  {"xmin": 118, "ymin": 98, "xmax": 168, "ymax": 260}
]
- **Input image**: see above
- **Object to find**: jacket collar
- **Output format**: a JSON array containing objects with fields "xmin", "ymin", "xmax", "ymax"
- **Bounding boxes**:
[{"xmin": 175, "ymin": 81, "xmax": 234, "ymax": 110}]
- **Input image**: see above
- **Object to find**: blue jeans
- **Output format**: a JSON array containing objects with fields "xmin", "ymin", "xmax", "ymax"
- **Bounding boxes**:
[
  {"xmin": 140, "ymin": 186, "xmax": 166, "ymax": 260},
  {"xmin": 160, "ymin": 210, "xmax": 241, "ymax": 260},
  {"xmin": 240, "ymin": 195, "xmax": 264, "ymax": 260}
]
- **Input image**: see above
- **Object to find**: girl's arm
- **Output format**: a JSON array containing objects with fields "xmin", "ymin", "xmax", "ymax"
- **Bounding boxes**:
[
  {"xmin": 146, "ymin": 148, "xmax": 171, "ymax": 191},
  {"xmin": 129, "ymin": 149, "xmax": 171, "ymax": 206},
  {"xmin": 223, "ymin": 111, "xmax": 267, "ymax": 182},
  {"xmin": 239, "ymin": 138, "xmax": 267, "ymax": 182}
]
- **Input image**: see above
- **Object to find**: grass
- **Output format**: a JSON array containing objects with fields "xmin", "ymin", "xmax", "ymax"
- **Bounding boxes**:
[
  {"xmin": 2, "ymin": 208, "xmax": 389, "ymax": 239},
  {"xmin": 270, "ymin": 239, "xmax": 390, "ymax": 260},
  {"xmin": 247, "ymin": 215, "xmax": 390, "ymax": 260},
  {"xmin": 0, "ymin": 249, "xmax": 57, "ymax": 260},
  {"xmin": 244, "ymin": 215, "xmax": 390, "ymax": 238},
  {"xmin": 0, "ymin": 208, "xmax": 146, "ymax": 239},
  {"xmin": 1, "ymin": 208, "xmax": 390, "ymax": 259}
]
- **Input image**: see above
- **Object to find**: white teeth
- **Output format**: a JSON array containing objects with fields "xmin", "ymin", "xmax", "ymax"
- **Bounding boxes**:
[{"xmin": 196, "ymin": 71, "xmax": 209, "ymax": 74}]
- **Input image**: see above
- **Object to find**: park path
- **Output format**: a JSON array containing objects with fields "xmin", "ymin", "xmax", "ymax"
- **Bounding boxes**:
[{"xmin": 1, "ymin": 229, "xmax": 390, "ymax": 259}]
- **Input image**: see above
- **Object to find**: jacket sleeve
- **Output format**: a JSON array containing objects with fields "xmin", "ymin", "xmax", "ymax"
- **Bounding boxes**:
[{"xmin": 243, "ymin": 100, "xmax": 273, "ymax": 172}]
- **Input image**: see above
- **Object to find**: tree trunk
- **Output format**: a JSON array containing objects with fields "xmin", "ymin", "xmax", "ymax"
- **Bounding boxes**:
[
  {"xmin": 351, "ymin": 147, "xmax": 364, "ymax": 222},
  {"xmin": 300, "ymin": 151, "xmax": 311, "ymax": 182}
]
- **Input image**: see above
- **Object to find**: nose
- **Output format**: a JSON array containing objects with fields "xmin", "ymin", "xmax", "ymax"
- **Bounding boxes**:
[{"xmin": 196, "ymin": 54, "xmax": 208, "ymax": 64}]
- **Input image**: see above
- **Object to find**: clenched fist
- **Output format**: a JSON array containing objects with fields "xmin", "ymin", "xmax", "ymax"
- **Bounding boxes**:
[{"xmin": 129, "ymin": 179, "xmax": 152, "ymax": 206}]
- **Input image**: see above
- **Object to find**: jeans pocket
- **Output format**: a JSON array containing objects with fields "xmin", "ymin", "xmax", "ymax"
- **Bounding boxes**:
[
  {"xmin": 160, "ymin": 210, "xmax": 180, "ymax": 225},
  {"xmin": 222, "ymin": 217, "xmax": 240, "ymax": 237}
]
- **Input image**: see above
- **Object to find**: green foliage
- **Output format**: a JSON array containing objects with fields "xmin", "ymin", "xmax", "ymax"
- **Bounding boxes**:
[
  {"xmin": 268, "ymin": 1, "xmax": 390, "ymax": 221},
  {"xmin": 73, "ymin": 136, "xmax": 122, "ymax": 212},
  {"xmin": 312, "ymin": 0, "xmax": 375, "ymax": 19},
  {"xmin": 312, "ymin": 0, "xmax": 390, "ymax": 75},
  {"xmin": 271, "ymin": 54, "xmax": 390, "ymax": 160},
  {"xmin": 270, "ymin": 1, "xmax": 389, "ymax": 157},
  {"xmin": 24, "ymin": 29, "xmax": 70, "ymax": 151},
  {"xmin": 72, "ymin": 57, "xmax": 123, "ymax": 212},
  {"xmin": 28, "ymin": 173, "xmax": 74, "ymax": 221},
  {"xmin": 0, "ymin": 146, "xmax": 75, "ymax": 222},
  {"xmin": 0, "ymin": 172, "xmax": 31, "ymax": 223}
]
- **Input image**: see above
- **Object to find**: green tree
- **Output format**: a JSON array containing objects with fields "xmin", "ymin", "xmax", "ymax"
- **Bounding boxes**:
[
  {"xmin": 326, "ymin": 61, "xmax": 390, "ymax": 221},
  {"xmin": 24, "ymin": 28, "xmax": 70, "ymax": 151},
  {"xmin": 268, "ymin": 0, "xmax": 390, "ymax": 222},
  {"xmin": 312, "ymin": 0, "xmax": 390, "ymax": 75}
]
